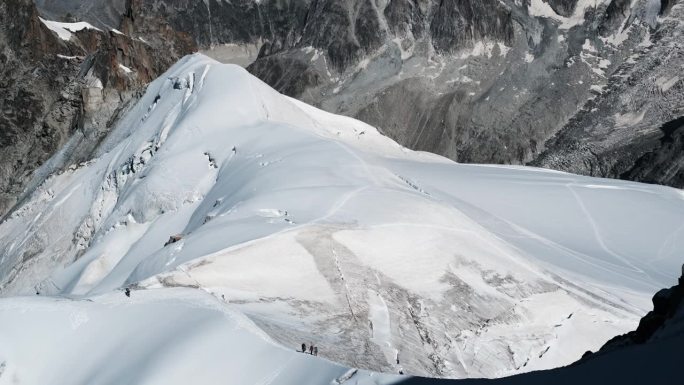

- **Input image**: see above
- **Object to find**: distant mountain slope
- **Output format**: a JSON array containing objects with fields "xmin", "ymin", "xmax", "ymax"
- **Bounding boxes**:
[
  {"xmin": 1, "ymin": 55, "xmax": 682, "ymax": 378},
  {"xmin": 533, "ymin": 2, "xmax": 684, "ymax": 186}
]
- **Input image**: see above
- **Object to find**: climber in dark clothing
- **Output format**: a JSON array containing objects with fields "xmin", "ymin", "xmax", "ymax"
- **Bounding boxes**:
[
  {"xmin": 309, "ymin": 345, "xmax": 314, "ymax": 355},
  {"xmin": 301, "ymin": 343, "xmax": 306, "ymax": 353},
  {"xmin": 124, "ymin": 288, "xmax": 131, "ymax": 297}
]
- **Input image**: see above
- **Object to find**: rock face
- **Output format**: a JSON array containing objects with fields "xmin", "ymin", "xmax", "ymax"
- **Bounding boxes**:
[
  {"xmin": 0, "ymin": 0, "xmax": 178, "ymax": 218},
  {"xmin": 619, "ymin": 116, "xmax": 684, "ymax": 187},
  {"xmin": 544, "ymin": 0, "xmax": 580, "ymax": 17},
  {"xmin": 532, "ymin": 2, "xmax": 684, "ymax": 187},
  {"xmin": 0, "ymin": 0, "xmax": 78, "ymax": 217},
  {"xmin": 429, "ymin": 0, "xmax": 514, "ymax": 54},
  {"xmin": 33, "ymin": 0, "xmax": 127, "ymax": 29}
]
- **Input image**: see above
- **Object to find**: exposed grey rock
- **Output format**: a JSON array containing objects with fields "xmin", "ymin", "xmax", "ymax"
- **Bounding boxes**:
[
  {"xmin": 247, "ymin": 55, "xmax": 321, "ymax": 97},
  {"xmin": 598, "ymin": 0, "xmax": 632, "ymax": 36},
  {"xmin": 533, "ymin": 2, "xmax": 684, "ymax": 187},
  {"xmin": 33, "ymin": 0, "xmax": 127, "ymax": 29},
  {"xmin": 619, "ymin": 117, "xmax": 684, "ymax": 187},
  {"xmin": 429, "ymin": 0, "xmax": 514, "ymax": 53},
  {"xmin": 384, "ymin": 0, "xmax": 428, "ymax": 38},
  {"xmin": 0, "ymin": 0, "xmax": 79, "ymax": 217},
  {"xmin": 544, "ymin": 0, "xmax": 580, "ymax": 17}
]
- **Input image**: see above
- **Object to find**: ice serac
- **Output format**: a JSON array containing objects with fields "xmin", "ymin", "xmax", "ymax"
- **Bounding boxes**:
[{"xmin": 1, "ymin": 54, "xmax": 683, "ymax": 379}]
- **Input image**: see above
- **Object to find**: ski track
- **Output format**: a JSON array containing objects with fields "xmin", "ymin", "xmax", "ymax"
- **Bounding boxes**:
[{"xmin": 566, "ymin": 183, "xmax": 644, "ymax": 274}]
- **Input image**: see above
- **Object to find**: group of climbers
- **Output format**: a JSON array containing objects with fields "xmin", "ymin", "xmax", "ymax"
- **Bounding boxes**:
[{"xmin": 300, "ymin": 343, "xmax": 318, "ymax": 356}]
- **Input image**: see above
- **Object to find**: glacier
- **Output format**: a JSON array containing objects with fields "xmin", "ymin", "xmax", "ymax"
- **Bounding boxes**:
[{"xmin": 0, "ymin": 54, "xmax": 683, "ymax": 380}]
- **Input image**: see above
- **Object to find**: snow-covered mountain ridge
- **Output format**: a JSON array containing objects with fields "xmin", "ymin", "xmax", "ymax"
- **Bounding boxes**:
[{"xmin": 0, "ymin": 54, "xmax": 683, "ymax": 379}]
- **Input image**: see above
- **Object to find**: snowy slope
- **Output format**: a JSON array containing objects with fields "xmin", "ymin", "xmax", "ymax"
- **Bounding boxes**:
[
  {"xmin": 0, "ymin": 54, "xmax": 683, "ymax": 379},
  {"xmin": 0, "ymin": 288, "xmax": 400, "ymax": 385}
]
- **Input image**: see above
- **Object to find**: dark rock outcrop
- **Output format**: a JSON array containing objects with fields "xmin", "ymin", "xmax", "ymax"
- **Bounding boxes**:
[
  {"xmin": 598, "ymin": 0, "xmax": 632, "ymax": 36},
  {"xmin": 246, "ymin": 56, "xmax": 321, "ymax": 97},
  {"xmin": 121, "ymin": 0, "xmax": 515, "ymax": 75},
  {"xmin": 430, "ymin": 0, "xmax": 514, "ymax": 54},
  {"xmin": 299, "ymin": 0, "xmax": 386, "ymax": 71},
  {"xmin": 619, "ymin": 116, "xmax": 684, "ymax": 187},
  {"xmin": 0, "ymin": 0, "xmax": 78, "ymax": 216},
  {"xmin": 544, "ymin": 0, "xmax": 580, "ymax": 17},
  {"xmin": 0, "ymin": 0, "xmax": 176, "ymax": 218},
  {"xmin": 384, "ymin": 0, "xmax": 428, "ymax": 38}
]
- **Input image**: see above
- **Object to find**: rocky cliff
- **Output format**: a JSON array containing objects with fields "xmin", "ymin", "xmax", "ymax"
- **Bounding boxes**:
[{"xmin": 0, "ymin": 0, "xmax": 180, "ymax": 218}]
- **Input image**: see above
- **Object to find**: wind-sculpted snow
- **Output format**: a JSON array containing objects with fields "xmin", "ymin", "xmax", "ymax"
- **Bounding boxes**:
[{"xmin": 0, "ymin": 54, "xmax": 683, "ymax": 379}]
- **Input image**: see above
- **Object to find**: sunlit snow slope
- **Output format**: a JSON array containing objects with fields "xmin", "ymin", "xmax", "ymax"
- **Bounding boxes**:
[
  {"xmin": 0, "ymin": 288, "xmax": 400, "ymax": 385},
  {"xmin": 0, "ymin": 54, "xmax": 683, "ymax": 379}
]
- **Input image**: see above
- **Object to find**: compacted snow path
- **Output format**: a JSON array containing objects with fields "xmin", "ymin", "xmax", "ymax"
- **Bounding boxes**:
[{"xmin": 1, "ymin": 54, "xmax": 683, "ymax": 379}]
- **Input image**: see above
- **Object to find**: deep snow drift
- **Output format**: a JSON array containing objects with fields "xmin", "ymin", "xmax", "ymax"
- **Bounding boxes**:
[{"xmin": 0, "ymin": 54, "xmax": 683, "ymax": 379}]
